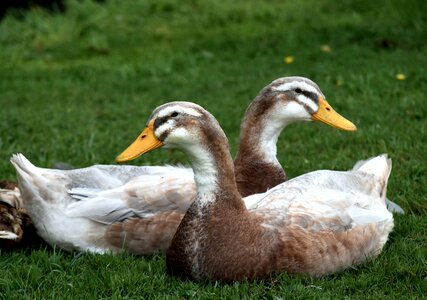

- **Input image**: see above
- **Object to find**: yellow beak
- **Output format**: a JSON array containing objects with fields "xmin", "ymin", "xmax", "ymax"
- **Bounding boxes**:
[
  {"xmin": 116, "ymin": 120, "xmax": 164, "ymax": 163},
  {"xmin": 312, "ymin": 97, "xmax": 357, "ymax": 131}
]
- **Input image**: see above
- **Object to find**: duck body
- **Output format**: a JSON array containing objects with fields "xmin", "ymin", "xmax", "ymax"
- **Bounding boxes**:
[
  {"xmin": 117, "ymin": 101, "xmax": 394, "ymax": 281},
  {"xmin": 11, "ymin": 156, "xmax": 194, "ymax": 253},
  {"xmin": 168, "ymin": 165, "xmax": 393, "ymax": 281}
]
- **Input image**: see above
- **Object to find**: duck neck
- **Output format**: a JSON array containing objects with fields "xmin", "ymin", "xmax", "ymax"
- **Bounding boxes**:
[
  {"xmin": 184, "ymin": 139, "xmax": 243, "ymax": 210},
  {"xmin": 234, "ymin": 115, "xmax": 289, "ymax": 196}
]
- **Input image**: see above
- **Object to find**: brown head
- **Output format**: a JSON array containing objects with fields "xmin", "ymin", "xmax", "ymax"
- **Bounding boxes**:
[
  {"xmin": 116, "ymin": 101, "xmax": 239, "ymax": 199},
  {"xmin": 235, "ymin": 76, "xmax": 357, "ymax": 196}
]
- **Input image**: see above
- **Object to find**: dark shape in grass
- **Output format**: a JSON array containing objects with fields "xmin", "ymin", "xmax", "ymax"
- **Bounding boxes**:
[
  {"xmin": 377, "ymin": 38, "xmax": 398, "ymax": 50},
  {"xmin": 0, "ymin": 0, "xmax": 66, "ymax": 20},
  {"xmin": 0, "ymin": 0, "xmax": 105, "ymax": 21}
]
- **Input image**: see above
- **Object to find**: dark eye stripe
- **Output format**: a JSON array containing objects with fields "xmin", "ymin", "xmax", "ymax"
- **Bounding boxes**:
[
  {"xmin": 302, "ymin": 91, "xmax": 319, "ymax": 104},
  {"xmin": 158, "ymin": 130, "xmax": 170, "ymax": 142},
  {"xmin": 296, "ymin": 101, "xmax": 313, "ymax": 113},
  {"xmin": 153, "ymin": 116, "xmax": 169, "ymax": 130},
  {"xmin": 294, "ymin": 91, "xmax": 319, "ymax": 114}
]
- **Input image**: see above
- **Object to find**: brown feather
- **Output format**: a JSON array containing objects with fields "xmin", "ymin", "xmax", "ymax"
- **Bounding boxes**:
[
  {"xmin": 105, "ymin": 211, "xmax": 183, "ymax": 255},
  {"xmin": 0, "ymin": 181, "xmax": 18, "ymax": 190}
]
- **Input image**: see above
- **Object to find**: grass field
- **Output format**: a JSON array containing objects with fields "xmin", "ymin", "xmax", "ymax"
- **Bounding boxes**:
[{"xmin": 0, "ymin": 0, "xmax": 426, "ymax": 298}]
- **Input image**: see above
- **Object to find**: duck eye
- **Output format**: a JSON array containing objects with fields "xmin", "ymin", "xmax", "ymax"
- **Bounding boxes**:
[
  {"xmin": 295, "ymin": 88, "xmax": 302, "ymax": 94},
  {"xmin": 171, "ymin": 112, "xmax": 178, "ymax": 117}
]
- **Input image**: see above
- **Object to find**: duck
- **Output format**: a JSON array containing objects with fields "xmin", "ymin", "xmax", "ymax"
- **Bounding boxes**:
[
  {"xmin": 10, "ymin": 77, "xmax": 358, "ymax": 254},
  {"xmin": 116, "ymin": 101, "xmax": 394, "ymax": 281}
]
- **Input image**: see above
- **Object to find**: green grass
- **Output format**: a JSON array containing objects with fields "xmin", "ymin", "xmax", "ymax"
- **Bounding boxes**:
[{"xmin": 0, "ymin": 0, "xmax": 426, "ymax": 298}]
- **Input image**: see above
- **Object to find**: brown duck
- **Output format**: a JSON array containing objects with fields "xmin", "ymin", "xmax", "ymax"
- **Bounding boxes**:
[{"xmin": 116, "ymin": 101, "xmax": 394, "ymax": 281}]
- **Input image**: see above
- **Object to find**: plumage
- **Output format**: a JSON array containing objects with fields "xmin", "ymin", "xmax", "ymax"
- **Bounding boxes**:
[
  {"xmin": 117, "ymin": 101, "xmax": 394, "ymax": 281},
  {"xmin": 8, "ymin": 76, "xmax": 398, "ymax": 254},
  {"xmin": 0, "ymin": 187, "xmax": 36, "ymax": 250},
  {"xmin": 11, "ymin": 157, "xmax": 195, "ymax": 253},
  {"xmin": 0, "ymin": 180, "xmax": 18, "ymax": 190}
]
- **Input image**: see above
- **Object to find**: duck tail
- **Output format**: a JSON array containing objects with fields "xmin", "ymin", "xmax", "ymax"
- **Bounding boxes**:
[
  {"xmin": 10, "ymin": 154, "xmax": 39, "ymax": 177},
  {"xmin": 385, "ymin": 198, "xmax": 404, "ymax": 214},
  {"xmin": 352, "ymin": 154, "xmax": 392, "ymax": 200},
  {"xmin": 10, "ymin": 154, "xmax": 47, "ymax": 204}
]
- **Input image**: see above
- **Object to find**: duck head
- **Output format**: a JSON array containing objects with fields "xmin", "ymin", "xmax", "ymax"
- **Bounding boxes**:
[
  {"xmin": 116, "ymin": 101, "xmax": 229, "ymax": 162},
  {"xmin": 116, "ymin": 102, "xmax": 234, "ymax": 195},
  {"xmin": 243, "ymin": 76, "xmax": 357, "ymax": 132},
  {"xmin": 235, "ymin": 76, "xmax": 357, "ymax": 170}
]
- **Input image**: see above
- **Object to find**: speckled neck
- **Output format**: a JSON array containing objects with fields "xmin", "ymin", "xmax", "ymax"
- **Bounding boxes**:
[
  {"xmin": 166, "ymin": 119, "xmax": 248, "ymax": 280},
  {"xmin": 182, "ymin": 123, "xmax": 243, "ymax": 209},
  {"xmin": 234, "ymin": 90, "xmax": 289, "ymax": 196},
  {"xmin": 234, "ymin": 127, "xmax": 287, "ymax": 196}
]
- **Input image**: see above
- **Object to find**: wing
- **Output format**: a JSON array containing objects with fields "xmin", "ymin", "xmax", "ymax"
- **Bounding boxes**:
[
  {"xmin": 248, "ymin": 169, "xmax": 392, "ymax": 232},
  {"xmin": 65, "ymin": 167, "xmax": 195, "ymax": 224},
  {"xmin": 62, "ymin": 164, "xmax": 192, "ymax": 190},
  {"xmin": 104, "ymin": 210, "xmax": 183, "ymax": 254}
]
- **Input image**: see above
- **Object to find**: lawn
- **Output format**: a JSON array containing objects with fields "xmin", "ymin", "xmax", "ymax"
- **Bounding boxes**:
[{"xmin": 0, "ymin": 0, "xmax": 426, "ymax": 298}]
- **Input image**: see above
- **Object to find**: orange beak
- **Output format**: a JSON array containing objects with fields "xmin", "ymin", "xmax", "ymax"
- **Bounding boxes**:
[
  {"xmin": 311, "ymin": 97, "xmax": 357, "ymax": 131},
  {"xmin": 116, "ymin": 120, "xmax": 164, "ymax": 163}
]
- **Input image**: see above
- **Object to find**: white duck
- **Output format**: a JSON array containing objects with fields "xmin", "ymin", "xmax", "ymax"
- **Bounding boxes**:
[
  {"xmin": 116, "ymin": 101, "xmax": 394, "ymax": 281},
  {"xmin": 10, "ymin": 77, "xmax": 374, "ymax": 254}
]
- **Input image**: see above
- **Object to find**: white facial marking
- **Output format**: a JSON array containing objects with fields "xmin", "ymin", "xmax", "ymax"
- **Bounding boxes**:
[
  {"xmin": 257, "ymin": 101, "xmax": 312, "ymax": 163},
  {"xmin": 157, "ymin": 105, "xmax": 202, "ymax": 119},
  {"xmin": 297, "ymin": 94, "xmax": 318, "ymax": 112},
  {"xmin": 155, "ymin": 119, "xmax": 176, "ymax": 138},
  {"xmin": 272, "ymin": 81, "xmax": 319, "ymax": 95},
  {"xmin": 154, "ymin": 104, "xmax": 203, "ymax": 141}
]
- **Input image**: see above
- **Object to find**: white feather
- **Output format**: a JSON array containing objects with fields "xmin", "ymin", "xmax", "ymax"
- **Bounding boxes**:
[
  {"xmin": 157, "ymin": 105, "xmax": 202, "ymax": 118},
  {"xmin": 273, "ymin": 81, "xmax": 319, "ymax": 95}
]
